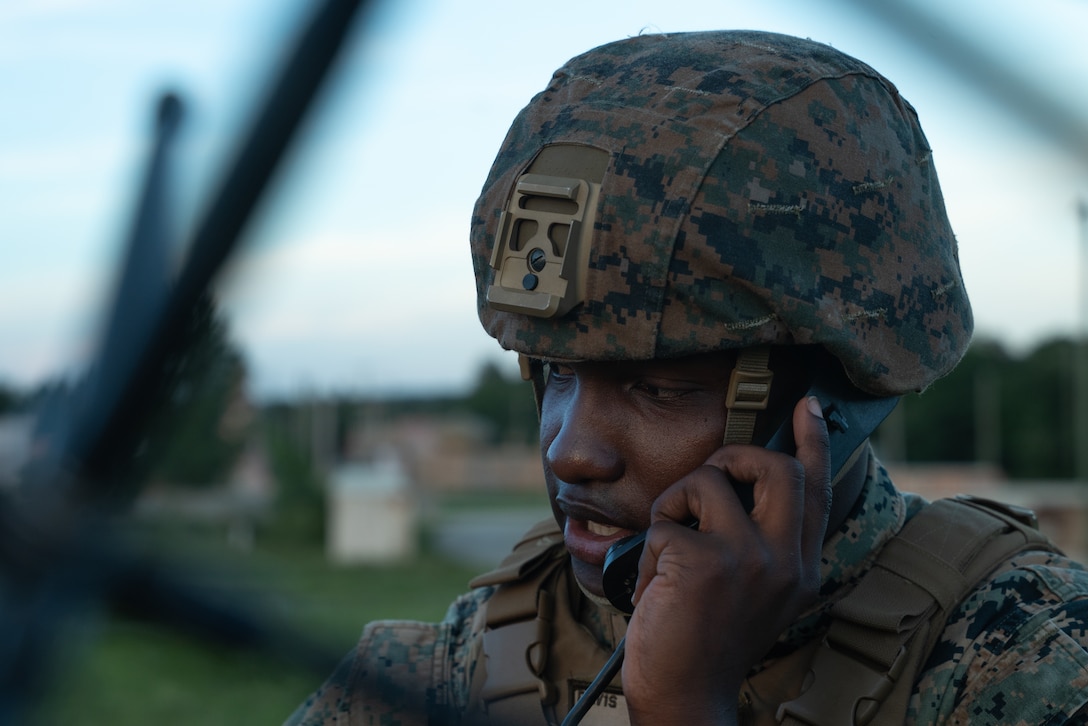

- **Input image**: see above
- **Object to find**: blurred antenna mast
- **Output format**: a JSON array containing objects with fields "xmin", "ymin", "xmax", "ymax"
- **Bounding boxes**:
[
  {"xmin": 835, "ymin": 0, "xmax": 1088, "ymax": 481},
  {"xmin": 1, "ymin": 0, "xmax": 369, "ymax": 721},
  {"xmin": 1078, "ymin": 199, "xmax": 1088, "ymax": 483},
  {"xmin": 833, "ymin": 0, "xmax": 1088, "ymax": 167}
]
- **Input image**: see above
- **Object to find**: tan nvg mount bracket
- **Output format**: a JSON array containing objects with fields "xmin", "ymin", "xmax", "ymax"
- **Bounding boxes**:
[{"xmin": 487, "ymin": 145, "xmax": 608, "ymax": 318}]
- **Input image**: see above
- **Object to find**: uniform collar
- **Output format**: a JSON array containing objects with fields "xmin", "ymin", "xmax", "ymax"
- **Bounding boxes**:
[{"xmin": 761, "ymin": 449, "xmax": 914, "ymax": 663}]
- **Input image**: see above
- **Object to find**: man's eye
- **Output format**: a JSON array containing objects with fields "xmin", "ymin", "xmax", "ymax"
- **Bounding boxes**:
[{"xmin": 633, "ymin": 381, "xmax": 689, "ymax": 399}]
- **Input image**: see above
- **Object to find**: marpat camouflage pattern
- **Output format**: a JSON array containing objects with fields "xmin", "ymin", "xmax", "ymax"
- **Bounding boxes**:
[
  {"xmin": 471, "ymin": 31, "xmax": 973, "ymax": 396},
  {"xmin": 285, "ymin": 453, "xmax": 1088, "ymax": 724}
]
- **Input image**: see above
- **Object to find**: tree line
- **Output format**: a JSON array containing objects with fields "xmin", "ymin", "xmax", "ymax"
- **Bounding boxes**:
[
  {"xmin": 1, "ymin": 335, "xmax": 1084, "ymax": 484},
  {"xmin": 873, "ymin": 337, "xmax": 1086, "ymax": 479}
]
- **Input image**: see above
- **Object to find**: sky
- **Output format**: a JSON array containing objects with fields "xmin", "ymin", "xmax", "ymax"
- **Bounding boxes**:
[{"xmin": 2, "ymin": 0, "xmax": 1087, "ymax": 400}]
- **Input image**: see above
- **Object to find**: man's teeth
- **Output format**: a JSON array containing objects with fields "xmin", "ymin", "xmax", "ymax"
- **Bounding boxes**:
[{"xmin": 587, "ymin": 521, "xmax": 622, "ymax": 536}]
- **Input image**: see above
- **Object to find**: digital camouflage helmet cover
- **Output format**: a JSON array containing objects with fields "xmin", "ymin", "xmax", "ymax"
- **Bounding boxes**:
[{"xmin": 470, "ymin": 30, "xmax": 972, "ymax": 399}]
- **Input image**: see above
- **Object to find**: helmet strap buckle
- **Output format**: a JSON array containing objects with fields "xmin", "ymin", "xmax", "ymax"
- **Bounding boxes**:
[{"xmin": 724, "ymin": 346, "xmax": 773, "ymax": 445}]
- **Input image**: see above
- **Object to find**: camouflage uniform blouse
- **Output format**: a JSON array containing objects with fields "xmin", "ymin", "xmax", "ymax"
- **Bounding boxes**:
[{"xmin": 286, "ymin": 456, "xmax": 1088, "ymax": 724}]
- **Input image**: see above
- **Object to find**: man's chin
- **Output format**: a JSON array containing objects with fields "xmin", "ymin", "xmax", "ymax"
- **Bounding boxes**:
[
  {"xmin": 570, "ymin": 561, "xmax": 627, "ymax": 614},
  {"xmin": 570, "ymin": 557, "xmax": 606, "ymax": 598}
]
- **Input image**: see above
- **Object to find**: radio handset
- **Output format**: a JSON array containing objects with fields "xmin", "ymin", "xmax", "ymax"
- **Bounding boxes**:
[{"xmin": 601, "ymin": 379, "xmax": 898, "ymax": 615}]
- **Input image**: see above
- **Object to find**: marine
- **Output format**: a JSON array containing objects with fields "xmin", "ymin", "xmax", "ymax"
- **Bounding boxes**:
[{"xmin": 287, "ymin": 30, "xmax": 1088, "ymax": 725}]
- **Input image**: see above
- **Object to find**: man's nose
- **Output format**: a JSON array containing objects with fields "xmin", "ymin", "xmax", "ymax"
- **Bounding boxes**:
[{"xmin": 544, "ymin": 382, "xmax": 624, "ymax": 485}]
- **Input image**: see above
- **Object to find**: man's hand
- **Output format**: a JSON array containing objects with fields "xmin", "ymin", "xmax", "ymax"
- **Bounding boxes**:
[{"xmin": 621, "ymin": 396, "xmax": 831, "ymax": 725}]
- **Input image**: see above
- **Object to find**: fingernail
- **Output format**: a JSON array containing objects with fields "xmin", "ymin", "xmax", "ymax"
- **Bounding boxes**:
[{"xmin": 807, "ymin": 396, "xmax": 824, "ymax": 418}]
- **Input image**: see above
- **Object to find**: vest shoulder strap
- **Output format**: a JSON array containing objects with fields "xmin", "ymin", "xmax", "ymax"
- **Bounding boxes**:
[
  {"xmin": 464, "ymin": 518, "xmax": 623, "ymax": 726},
  {"xmin": 467, "ymin": 497, "xmax": 1056, "ymax": 726},
  {"xmin": 465, "ymin": 519, "xmax": 564, "ymax": 725},
  {"xmin": 775, "ymin": 495, "xmax": 1058, "ymax": 726},
  {"xmin": 468, "ymin": 517, "xmax": 564, "ymax": 592}
]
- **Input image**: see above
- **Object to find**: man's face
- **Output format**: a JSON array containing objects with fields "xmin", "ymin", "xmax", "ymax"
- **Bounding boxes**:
[{"xmin": 539, "ymin": 352, "xmax": 736, "ymax": 597}]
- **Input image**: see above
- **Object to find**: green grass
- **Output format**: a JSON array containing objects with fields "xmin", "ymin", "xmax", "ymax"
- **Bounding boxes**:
[{"xmin": 30, "ymin": 539, "xmax": 482, "ymax": 726}]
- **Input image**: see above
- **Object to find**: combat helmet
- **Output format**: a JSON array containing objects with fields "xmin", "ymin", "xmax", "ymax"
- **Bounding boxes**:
[{"xmin": 470, "ymin": 30, "xmax": 973, "ymax": 445}]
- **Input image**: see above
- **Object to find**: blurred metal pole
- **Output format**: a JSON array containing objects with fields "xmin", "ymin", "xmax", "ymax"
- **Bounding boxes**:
[
  {"xmin": 830, "ymin": 0, "xmax": 1088, "ymax": 483},
  {"xmin": 832, "ymin": 0, "xmax": 1088, "ymax": 167},
  {"xmin": 1, "ymin": 1, "xmax": 368, "ymax": 721},
  {"xmin": 974, "ymin": 364, "xmax": 1001, "ymax": 468},
  {"xmin": 878, "ymin": 398, "xmax": 907, "ymax": 464},
  {"xmin": 1077, "ymin": 198, "xmax": 1088, "ymax": 483}
]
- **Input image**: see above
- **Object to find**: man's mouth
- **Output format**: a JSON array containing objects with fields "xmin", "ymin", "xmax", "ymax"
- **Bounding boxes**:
[
  {"xmin": 586, "ymin": 520, "xmax": 622, "ymax": 537},
  {"xmin": 563, "ymin": 516, "xmax": 636, "ymax": 566},
  {"xmin": 562, "ymin": 516, "xmax": 637, "ymax": 597}
]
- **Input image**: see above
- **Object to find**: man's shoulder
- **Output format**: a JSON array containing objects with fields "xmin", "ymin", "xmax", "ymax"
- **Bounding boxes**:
[
  {"xmin": 913, "ymin": 547, "xmax": 1088, "ymax": 722},
  {"xmin": 915, "ymin": 496, "xmax": 1088, "ymax": 672},
  {"xmin": 946, "ymin": 547, "xmax": 1088, "ymax": 647}
]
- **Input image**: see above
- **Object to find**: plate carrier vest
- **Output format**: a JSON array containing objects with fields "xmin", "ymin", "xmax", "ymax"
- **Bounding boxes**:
[{"xmin": 462, "ymin": 495, "xmax": 1057, "ymax": 726}]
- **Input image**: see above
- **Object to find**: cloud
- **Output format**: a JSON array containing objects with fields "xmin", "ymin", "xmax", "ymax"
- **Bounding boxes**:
[
  {"xmin": 217, "ymin": 222, "xmax": 494, "ymax": 396},
  {"xmin": 0, "ymin": 265, "xmax": 104, "ymax": 386},
  {"xmin": 2, "ymin": 0, "xmax": 1085, "ymax": 398},
  {"xmin": 0, "ymin": 0, "xmax": 126, "ymax": 22}
]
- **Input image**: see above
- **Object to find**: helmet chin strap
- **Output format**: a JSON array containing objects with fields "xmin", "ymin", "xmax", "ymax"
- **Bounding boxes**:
[
  {"xmin": 519, "ymin": 354, "xmax": 547, "ymax": 417},
  {"xmin": 724, "ymin": 346, "xmax": 774, "ymax": 445}
]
